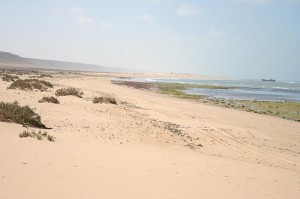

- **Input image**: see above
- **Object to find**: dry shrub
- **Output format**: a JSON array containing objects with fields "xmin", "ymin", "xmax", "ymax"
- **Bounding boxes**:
[
  {"xmin": 38, "ymin": 74, "xmax": 53, "ymax": 78},
  {"xmin": 55, "ymin": 87, "xmax": 83, "ymax": 98},
  {"xmin": 30, "ymin": 74, "xmax": 53, "ymax": 78},
  {"xmin": 38, "ymin": 96, "xmax": 60, "ymax": 104},
  {"xmin": 8, "ymin": 79, "xmax": 53, "ymax": 91},
  {"xmin": 47, "ymin": 134, "xmax": 55, "ymax": 142},
  {"xmin": 0, "ymin": 101, "xmax": 47, "ymax": 128},
  {"xmin": 93, "ymin": 96, "xmax": 117, "ymax": 104},
  {"xmin": 19, "ymin": 129, "xmax": 55, "ymax": 142},
  {"xmin": 19, "ymin": 130, "xmax": 31, "ymax": 138},
  {"xmin": 1, "ymin": 74, "xmax": 19, "ymax": 82}
]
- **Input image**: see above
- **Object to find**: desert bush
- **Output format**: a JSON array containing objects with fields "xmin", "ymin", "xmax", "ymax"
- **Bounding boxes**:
[
  {"xmin": 0, "ymin": 101, "xmax": 47, "ymax": 128},
  {"xmin": 30, "ymin": 74, "xmax": 53, "ymax": 78},
  {"xmin": 39, "ymin": 74, "xmax": 53, "ymax": 78},
  {"xmin": 19, "ymin": 130, "xmax": 32, "ymax": 138},
  {"xmin": 19, "ymin": 129, "xmax": 55, "ymax": 141},
  {"xmin": 8, "ymin": 79, "xmax": 53, "ymax": 91},
  {"xmin": 1, "ymin": 74, "xmax": 19, "ymax": 82},
  {"xmin": 41, "ymin": 131, "xmax": 48, "ymax": 136},
  {"xmin": 93, "ymin": 96, "xmax": 117, "ymax": 104},
  {"xmin": 55, "ymin": 87, "xmax": 83, "ymax": 98},
  {"xmin": 47, "ymin": 134, "xmax": 55, "ymax": 142},
  {"xmin": 38, "ymin": 96, "xmax": 60, "ymax": 104}
]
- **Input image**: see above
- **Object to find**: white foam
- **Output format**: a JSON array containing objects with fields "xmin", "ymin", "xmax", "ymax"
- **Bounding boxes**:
[
  {"xmin": 144, "ymin": 78, "xmax": 157, "ymax": 82},
  {"xmin": 273, "ymin": 87, "xmax": 290, "ymax": 90}
]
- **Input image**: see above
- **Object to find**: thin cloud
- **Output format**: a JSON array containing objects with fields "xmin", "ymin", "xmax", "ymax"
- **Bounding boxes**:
[
  {"xmin": 68, "ymin": 6, "xmax": 96, "ymax": 28},
  {"xmin": 68, "ymin": 6, "xmax": 86, "ymax": 16},
  {"xmin": 177, "ymin": 4, "xmax": 199, "ymax": 16},
  {"xmin": 138, "ymin": 14, "xmax": 156, "ymax": 22},
  {"xmin": 77, "ymin": 17, "xmax": 95, "ymax": 28},
  {"xmin": 100, "ymin": 20, "xmax": 112, "ymax": 30}
]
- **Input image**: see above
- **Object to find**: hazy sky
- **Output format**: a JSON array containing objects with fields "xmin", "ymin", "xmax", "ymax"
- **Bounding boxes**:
[{"xmin": 0, "ymin": 0, "xmax": 299, "ymax": 80}]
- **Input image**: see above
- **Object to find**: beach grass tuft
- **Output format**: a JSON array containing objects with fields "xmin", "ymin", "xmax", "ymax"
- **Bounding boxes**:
[
  {"xmin": 38, "ymin": 96, "xmax": 60, "ymax": 104},
  {"xmin": 55, "ymin": 87, "xmax": 83, "ymax": 98},
  {"xmin": 93, "ymin": 96, "xmax": 117, "ymax": 104},
  {"xmin": 8, "ymin": 79, "xmax": 53, "ymax": 91},
  {"xmin": 1, "ymin": 74, "xmax": 19, "ymax": 82},
  {"xmin": 19, "ymin": 129, "xmax": 55, "ymax": 141},
  {"xmin": 0, "ymin": 101, "xmax": 48, "ymax": 128},
  {"xmin": 47, "ymin": 134, "xmax": 55, "ymax": 142},
  {"xmin": 19, "ymin": 130, "xmax": 32, "ymax": 138}
]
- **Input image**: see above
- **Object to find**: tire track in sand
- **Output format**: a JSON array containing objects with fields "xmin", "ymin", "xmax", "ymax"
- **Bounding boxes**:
[{"xmin": 154, "ymin": 109, "xmax": 298, "ymax": 170}]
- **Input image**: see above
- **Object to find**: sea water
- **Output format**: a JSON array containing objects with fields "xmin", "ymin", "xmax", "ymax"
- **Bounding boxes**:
[{"xmin": 131, "ymin": 78, "xmax": 300, "ymax": 102}]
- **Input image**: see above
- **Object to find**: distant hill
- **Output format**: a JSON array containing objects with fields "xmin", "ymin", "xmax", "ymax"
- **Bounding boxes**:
[
  {"xmin": 0, "ymin": 51, "xmax": 131, "ymax": 72},
  {"xmin": 0, "ymin": 51, "xmax": 32, "ymax": 67}
]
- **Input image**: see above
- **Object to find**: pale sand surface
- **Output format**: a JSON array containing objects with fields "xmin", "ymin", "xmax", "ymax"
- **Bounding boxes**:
[
  {"xmin": 110, "ymin": 72, "xmax": 231, "ymax": 79},
  {"xmin": 75, "ymin": 71, "xmax": 232, "ymax": 80},
  {"xmin": 0, "ymin": 73, "xmax": 299, "ymax": 199}
]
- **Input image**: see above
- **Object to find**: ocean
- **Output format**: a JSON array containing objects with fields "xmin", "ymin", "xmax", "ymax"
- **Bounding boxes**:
[{"xmin": 130, "ymin": 78, "xmax": 300, "ymax": 102}]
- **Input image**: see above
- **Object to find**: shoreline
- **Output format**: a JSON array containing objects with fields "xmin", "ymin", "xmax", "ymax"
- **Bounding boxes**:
[
  {"xmin": 111, "ymin": 80, "xmax": 300, "ymax": 122},
  {"xmin": 1, "ymin": 70, "xmax": 300, "ymax": 199}
]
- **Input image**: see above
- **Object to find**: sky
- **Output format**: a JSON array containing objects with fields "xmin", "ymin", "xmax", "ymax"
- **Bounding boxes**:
[{"xmin": 0, "ymin": 0, "xmax": 299, "ymax": 80}]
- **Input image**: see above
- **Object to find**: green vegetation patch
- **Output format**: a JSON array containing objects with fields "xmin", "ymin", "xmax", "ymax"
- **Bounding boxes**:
[
  {"xmin": 156, "ymin": 83, "xmax": 300, "ymax": 121},
  {"xmin": 157, "ymin": 83, "xmax": 230, "ymax": 99},
  {"xmin": 230, "ymin": 100, "xmax": 300, "ymax": 121},
  {"xmin": 8, "ymin": 79, "xmax": 53, "ymax": 91},
  {"xmin": 0, "ymin": 101, "xmax": 48, "ymax": 128},
  {"xmin": 55, "ymin": 87, "xmax": 83, "ymax": 98}
]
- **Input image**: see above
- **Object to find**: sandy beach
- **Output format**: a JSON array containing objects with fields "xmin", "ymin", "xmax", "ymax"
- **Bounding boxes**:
[{"xmin": 0, "ymin": 72, "xmax": 300, "ymax": 199}]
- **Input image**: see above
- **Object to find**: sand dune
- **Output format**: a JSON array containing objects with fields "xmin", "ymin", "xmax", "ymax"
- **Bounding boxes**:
[{"xmin": 0, "ymin": 72, "xmax": 299, "ymax": 199}]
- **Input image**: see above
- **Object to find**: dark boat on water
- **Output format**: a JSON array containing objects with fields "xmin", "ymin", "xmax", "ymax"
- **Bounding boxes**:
[{"xmin": 261, "ymin": 78, "xmax": 276, "ymax": 82}]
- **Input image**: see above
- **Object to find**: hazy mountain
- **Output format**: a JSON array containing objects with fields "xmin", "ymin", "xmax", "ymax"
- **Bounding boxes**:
[
  {"xmin": 0, "ymin": 51, "xmax": 131, "ymax": 72},
  {"xmin": 0, "ymin": 51, "xmax": 32, "ymax": 67}
]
